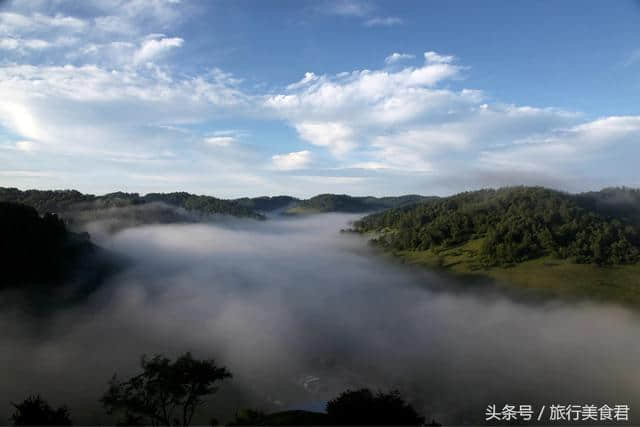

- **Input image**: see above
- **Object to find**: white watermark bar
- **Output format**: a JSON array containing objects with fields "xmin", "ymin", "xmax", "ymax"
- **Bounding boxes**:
[{"xmin": 485, "ymin": 403, "xmax": 630, "ymax": 422}]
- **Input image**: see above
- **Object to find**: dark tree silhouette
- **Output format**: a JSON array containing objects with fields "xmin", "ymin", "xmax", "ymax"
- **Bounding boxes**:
[
  {"xmin": 228, "ymin": 408, "xmax": 268, "ymax": 425},
  {"xmin": 228, "ymin": 409, "xmax": 331, "ymax": 426},
  {"xmin": 326, "ymin": 389, "xmax": 426, "ymax": 426},
  {"xmin": 10, "ymin": 394, "xmax": 72, "ymax": 426},
  {"xmin": 101, "ymin": 352, "xmax": 231, "ymax": 426}
]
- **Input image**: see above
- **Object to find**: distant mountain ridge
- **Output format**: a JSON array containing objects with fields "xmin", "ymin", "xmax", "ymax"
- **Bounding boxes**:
[
  {"xmin": 286, "ymin": 193, "xmax": 433, "ymax": 214},
  {"xmin": 4, "ymin": 186, "xmax": 640, "ymax": 305},
  {"xmin": 234, "ymin": 195, "xmax": 300, "ymax": 212},
  {"xmin": 0, "ymin": 188, "xmax": 263, "ymax": 220},
  {"xmin": 0, "ymin": 188, "xmax": 430, "ymax": 225}
]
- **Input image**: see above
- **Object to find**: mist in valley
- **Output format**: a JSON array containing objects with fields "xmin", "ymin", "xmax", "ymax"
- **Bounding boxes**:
[{"xmin": 2, "ymin": 213, "xmax": 640, "ymax": 424}]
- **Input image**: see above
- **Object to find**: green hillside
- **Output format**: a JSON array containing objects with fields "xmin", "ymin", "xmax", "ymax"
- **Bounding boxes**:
[
  {"xmin": 233, "ymin": 195, "xmax": 299, "ymax": 212},
  {"xmin": 286, "ymin": 194, "xmax": 431, "ymax": 214},
  {"xmin": 0, "ymin": 187, "xmax": 264, "ymax": 221},
  {"xmin": 354, "ymin": 187, "xmax": 640, "ymax": 303}
]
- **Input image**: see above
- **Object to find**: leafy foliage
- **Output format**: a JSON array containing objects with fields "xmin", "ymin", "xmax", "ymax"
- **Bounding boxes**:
[
  {"xmin": 0, "ymin": 188, "xmax": 94, "ymax": 213},
  {"xmin": 10, "ymin": 395, "xmax": 72, "ymax": 426},
  {"xmin": 576, "ymin": 187, "xmax": 640, "ymax": 225},
  {"xmin": 355, "ymin": 187, "xmax": 640, "ymax": 266},
  {"xmin": 102, "ymin": 352, "xmax": 232, "ymax": 426}
]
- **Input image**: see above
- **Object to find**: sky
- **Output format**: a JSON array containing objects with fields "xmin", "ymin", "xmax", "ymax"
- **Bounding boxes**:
[{"xmin": 0, "ymin": 0, "xmax": 639, "ymax": 198}]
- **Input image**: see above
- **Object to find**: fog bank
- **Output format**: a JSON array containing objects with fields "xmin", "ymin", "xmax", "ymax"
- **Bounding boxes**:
[{"xmin": 2, "ymin": 214, "xmax": 640, "ymax": 424}]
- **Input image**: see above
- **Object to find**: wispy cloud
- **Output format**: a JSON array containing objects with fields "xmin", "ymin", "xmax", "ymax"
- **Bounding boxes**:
[
  {"xmin": 0, "ymin": 37, "xmax": 50, "ymax": 51},
  {"xmin": 321, "ymin": 0, "xmax": 372, "ymax": 17},
  {"xmin": 424, "ymin": 51, "xmax": 455, "ymax": 64},
  {"xmin": 320, "ymin": 0, "xmax": 402, "ymax": 28},
  {"xmin": 364, "ymin": 16, "xmax": 403, "ymax": 27},
  {"xmin": 133, "ymin": 35, "xmax": 184, "ymax": 64},
  {"xmin": 385, "ymin": 52, "xmax": 415, "ymax": 64},
  {"xmin": 286, "ymin": 72, "xmax": 320, "ymax": 90},
  {"xmin": 272, "ymin": 150, "xmax": 312, "ymax": 170},
  {"xmin": 203, "ymin": 136, "xmax": 236, "ymax": 147}
]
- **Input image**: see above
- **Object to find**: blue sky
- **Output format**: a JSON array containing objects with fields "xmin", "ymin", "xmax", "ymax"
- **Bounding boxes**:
[{"xmin": 1, "ymin": 0, "xmax": 639, "ymax": 198}]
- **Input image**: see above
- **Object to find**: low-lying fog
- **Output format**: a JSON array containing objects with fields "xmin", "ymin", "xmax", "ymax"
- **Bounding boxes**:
[{"xmin": 2, "ymin": 213, "xmax": 640, "ymax": 424}]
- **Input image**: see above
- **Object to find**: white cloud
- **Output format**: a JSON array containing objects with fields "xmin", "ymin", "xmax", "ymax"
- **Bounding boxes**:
[
  {"xmin": 0, "ymin": 12, "xmax": 86, "ymax": 33},
  {"xmin": 0, "ymin": 62, "xmax": 249, "ymax": 166},
  {"xmin": 15, "ymin": 140, "xmax": 37, "ymax": 152},
  {"xmin": 286, "ymin": 72, "xmax": 319, "ymax": 90},
  {"xmin": 265, "ymin": 52, "xmax": 606, "ymax": 181},
  {"xmin": 295, "ymin": 122, "xmax": 356, "ymax": 157},
  {"xmin": 86, "ymin": 0, "xmax": 184, "ymax": 28},
  {"xmin": 385, "ymin": 52, "xmax": 415, "ymax": 64},
  {"xmin": 265, "ymin": 53, "xmax": 466, "ymax": 160},
  {"xmin": 39, "ymin": 13, "xmax": 86, "ymax": 29},
  {"xmin": 424, "ymin": 51, "xmax": 455, "ymax": 64},
  {"xmin": 479, "ymin": 116, "xmax": 640, "ymax": 173},
  {"xmin": 323, "ymin": 0, "xmax": 372, "ymax": 17},
  {"xmin": 266, "ymin": 57, "xmax": 463, "ymax": 123},
  {"xmin": 320, "ymin": 1, "xmax": 402, "ymax": 29},
  {"xmin": 364, "ymin": 16, "xmax": 403, "ymax": 27},
  {"xmin": 0, "ymin": 38, "xmax": 18, "ymax": 49},
  {"xmin": 271, "ymin": 150, "xmax": 312, "ymax": 170},
  {"xmin": 351, "ymin": 161, "xmax": 388, "ymax": 170},
  {"xmin": 133, "ymin": 36, "xmax": 184, "ymax": 64},
  {"xmin": 203, "ymin": 136, "xmax": 236, "ymax": 147},
  {"xmin": 370, "ymin": 127, "xmax": 468, "ymax": 170},
  {"xmin": 94, "ymin": 15, "xmax": 137, "ymax": 35},
  {"xmin": 0, "ymin": 37, "xmax": 50, "ymax": 50}
]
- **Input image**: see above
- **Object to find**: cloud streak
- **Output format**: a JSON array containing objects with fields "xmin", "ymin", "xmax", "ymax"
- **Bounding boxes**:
[{"xmin": 271, "ymin": 150, "xmax": 312, "ymax": 170}]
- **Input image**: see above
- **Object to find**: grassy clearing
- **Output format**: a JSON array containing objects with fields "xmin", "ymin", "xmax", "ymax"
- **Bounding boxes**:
[{"xmin": 396, "ymin": 238, "xmax": 640, "ymax": 305}]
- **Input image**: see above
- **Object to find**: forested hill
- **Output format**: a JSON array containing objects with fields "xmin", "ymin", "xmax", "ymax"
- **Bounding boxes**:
[
  {"xmin": 576, "ymin": 187, "xmax": 640, "ymax": 225},
  {"xmin": 0, "ymin": 188, "xmax": 263, "ymax": 220},
  {"xmin": 354, "ymin": 187, "xmax": 640, "ymax": 266},
  {"xmin": 234, "ymin": 195, "xmax": 300, "ymax": 212},
  {"xmin": 0, "ymin": 202, "xmax": 108, "ymax": 292},
  {"xmin": 0, "ymin": 188, "xmax": 431, "ymax": 222},
  {"xmin": 286, "ymin": 194, "xmax": 432, "ymax": 214}
]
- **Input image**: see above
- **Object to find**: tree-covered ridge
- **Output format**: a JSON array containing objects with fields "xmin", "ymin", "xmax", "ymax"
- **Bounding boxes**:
[
  {"xmin": 144, "ymin": 192, "xmax": 263, "ymax": 218},
  {"xmin": 576, "ymin": 187, "xmax": 640, "ymax": 225},
  {"xmin": 0, "ymin": 187, "xmax": 264, "ymax": 219},
  {"xmin": 0, "ymin": 202, "xmax": 97, "ymax": 289},
  {"xmin": 0, "ymin": 188, "xmax": 94, "ymax": 213},
  {"xmin": 288, "ymin": 194, "xmax": 431, "ymax": 214},
  {"xmin": 234, "ymin": 195, "xmax": 300, "ymax": 212},
  {"xmin": 354, "ymin": 187, "xmax": 640, "ymax": 266},
  {"xmin": 0, "ymin": 188, "xmax": 433, "ymax": 224}
]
